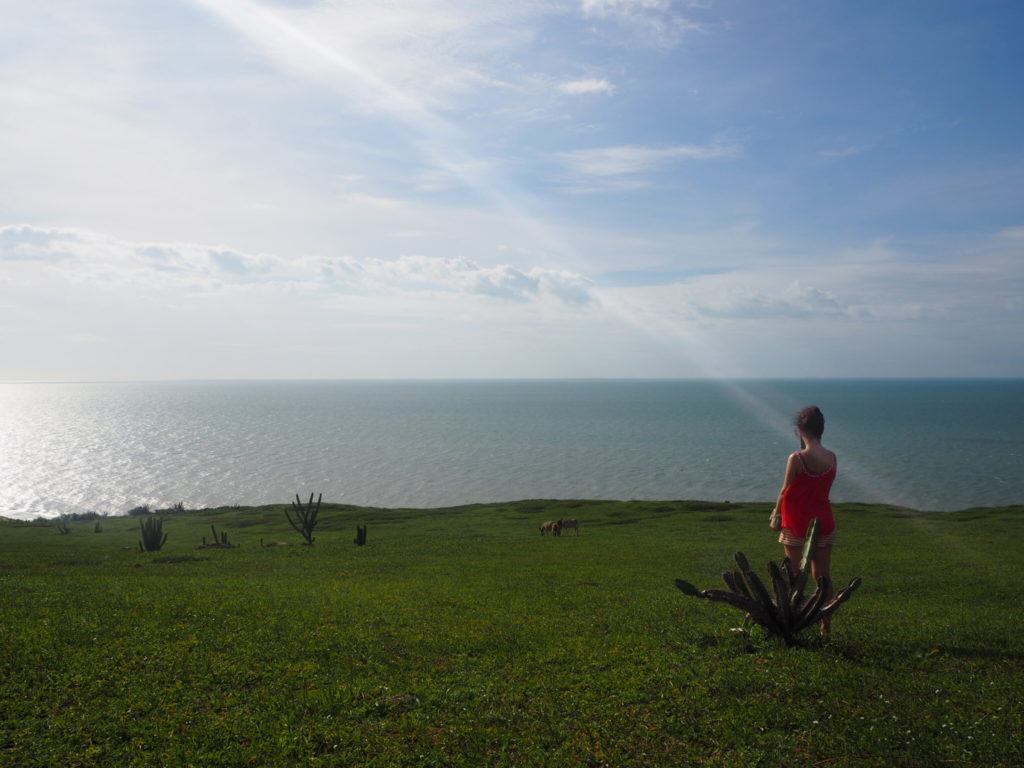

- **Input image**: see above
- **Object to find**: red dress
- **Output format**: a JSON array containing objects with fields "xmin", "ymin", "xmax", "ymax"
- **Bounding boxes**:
[{"xmin": 779, "ymin": 453, "xmax": 836, "ymax": 540}]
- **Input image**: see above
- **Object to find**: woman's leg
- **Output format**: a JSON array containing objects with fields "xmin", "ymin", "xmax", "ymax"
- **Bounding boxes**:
[
  {"xmin": 811, "ymin": 545, "xmax": 832, "ymax": 584},
  {"xmin": 783, "ymin": 544, "xmax": 834, "ymax": 634},
  {"xmin": 783, "ymin": 545, "xmax": 803, "ymax": 576},
  {"xmin": 783, "ymin": 544, "xmax": 832, "ymax": 582}
]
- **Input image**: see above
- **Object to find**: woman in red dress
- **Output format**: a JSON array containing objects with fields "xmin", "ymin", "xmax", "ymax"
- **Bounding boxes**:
[{"xmin": 771, "ymin": 405, "xmax": 837, "ymax": 632}]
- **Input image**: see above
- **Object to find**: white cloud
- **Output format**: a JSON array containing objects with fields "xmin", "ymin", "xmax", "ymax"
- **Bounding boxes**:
[
  {"xmin": 0, "ymin": 225, "xmax": 593, "ymax": 305},
  {"xmin": 601, "ymin": 232, "xmax": 1024, "ymax": 329},
  {"xmin": 2, "ymin": 223, "xmax": 1022, "ymax": 379},
  {"xmin": 693, "ymin": 281, "xmax": 853, "ymax": 320},
  {"xmin": 334, "ymin": 192, "xmax": 407, "ymax": 210},
  {"xmin": 582, "ymin": 0, "xmax": 672, "ymax": 16},
  {"xmin": 319, "ymin": 253, "xmax": 593, "ymax": 303},
  {"xmin": 558, "ymin": 78, "xmax": 616, "ymax": 95},
  {"xmin": 818, "ymin": 144, "xmax": 872, "ymax": 159},
  {"xmin": 0, "ymin": 223, "xmax": 606, "ymax": 379},
  {"xmin": 555, "ymin": 141, "xmax": 740, "ymax": 188},
  {"xmin": 580, "ymin": 0, "xmax": 704, "ymax": 47},
  {"xmin": 0, "ymin": 226, "xmax": 79, "ymax": 262},
  {"xmin": 587, "ymin": 237, "xmax": 1024, "ymax": 378}
]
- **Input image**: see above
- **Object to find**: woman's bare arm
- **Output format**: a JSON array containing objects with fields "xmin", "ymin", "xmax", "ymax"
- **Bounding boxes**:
[{"xmin": 773, "ymin": 452, "xmax": 801, "ymax": 512}]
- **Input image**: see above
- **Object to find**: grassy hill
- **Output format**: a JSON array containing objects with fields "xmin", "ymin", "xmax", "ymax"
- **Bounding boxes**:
[{"xmin": 2, "ymin": 500, "xmax": 1022, "ymax": 767}]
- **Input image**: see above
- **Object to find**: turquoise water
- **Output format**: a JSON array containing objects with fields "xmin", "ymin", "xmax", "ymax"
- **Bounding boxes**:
[{"xmin": 1, "ymin": 379, "xmax": 1021, "ymax": 519}]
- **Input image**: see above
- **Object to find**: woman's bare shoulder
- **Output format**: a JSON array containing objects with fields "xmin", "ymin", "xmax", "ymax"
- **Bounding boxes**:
[{"xmin": 786, "ymin": 451, "xmax": 803, "ymax": 478}]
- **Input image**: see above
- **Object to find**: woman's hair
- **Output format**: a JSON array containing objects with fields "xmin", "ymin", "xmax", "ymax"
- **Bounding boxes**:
[{"xmin": 794, "ymin": 406, "xmax": 825, "ymax": 439}]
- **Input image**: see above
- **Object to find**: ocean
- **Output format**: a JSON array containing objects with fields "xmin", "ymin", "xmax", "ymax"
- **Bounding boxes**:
[{"xmin": 1, "ymin": 379, "xmax": 1021, "ymax": 520}]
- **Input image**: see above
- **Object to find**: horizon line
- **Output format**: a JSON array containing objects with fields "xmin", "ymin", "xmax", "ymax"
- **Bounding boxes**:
[{"xmin": 3, "ymin": 376, "xmax": 1022, "ymax": 385}]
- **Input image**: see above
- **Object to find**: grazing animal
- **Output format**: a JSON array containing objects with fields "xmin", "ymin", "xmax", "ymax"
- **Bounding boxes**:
[
  {"xmin": 540, "ymin": 521, "xmax": 559, "ymax": 536},
  {"xmin": 557, "ymin": 518, "xmax": 580, "ymax": 536}
]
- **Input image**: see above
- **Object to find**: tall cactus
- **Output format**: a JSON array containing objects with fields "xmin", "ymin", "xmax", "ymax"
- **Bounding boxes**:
[
  {"xmin": 138, "ymin": 516, "xmax": 167, "ymax": 552},
  {"xmin": 286, "ymin": 493, "xmax": 321, "ymax": 545},
  {"xmin": 675, "ymin": 520, "xmax": 861, "ymax": 645}
]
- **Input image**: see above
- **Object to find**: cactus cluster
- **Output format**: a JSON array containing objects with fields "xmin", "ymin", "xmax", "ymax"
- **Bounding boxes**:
[
  {"xmin": 199, "ymin": 524, "xmax": 237, "ymax": 549},
  {"xmin": 287, "ymin": 493, "xmax": 321, "ymax": 545},
  {"xmin": 138, "ymin": 516, "xmax": 167, "ymax": 552},
  {"xmin": 674, "ymin": 520, "xmax": 862, "ymax": 645}
]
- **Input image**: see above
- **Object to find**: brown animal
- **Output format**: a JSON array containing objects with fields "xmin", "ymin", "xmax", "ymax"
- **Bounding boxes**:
[
  {"xmin": 557, "ymin": 518, "xmax": 580, "ymax": 536},
  {"xmin": 540, "ymin": 521, "xmax": 559, "ymax": 536}
]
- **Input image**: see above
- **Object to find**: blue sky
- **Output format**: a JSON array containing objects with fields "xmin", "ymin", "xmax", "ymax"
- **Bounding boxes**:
[{"xmin": 1, "ymin": 0, "xmax": 1022, "ymax": 379}]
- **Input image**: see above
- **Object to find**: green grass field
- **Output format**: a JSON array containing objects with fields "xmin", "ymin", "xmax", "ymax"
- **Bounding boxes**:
[{"xmin": 2, "ymin": 500, "xmax": 1022, "ymax": 767}]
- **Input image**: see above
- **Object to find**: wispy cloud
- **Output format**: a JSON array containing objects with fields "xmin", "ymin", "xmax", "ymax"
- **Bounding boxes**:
[
  {"xmin": 188, "ymin": 0, "xmax": 457, "ymax": 139},
  {"xmin": 560, "ymin": 142, "xmax": 740, "ymax": 176},
  {"xmin": 0, "ymin": 225, "xmax": 593, "ymax": 304},
  {"xmin": 600, "ymin": 231, "xmax": 1024, "ymax": 327},
  {"xmin": 819, "ymin": 145, "xmax": 872, "ymax": 159},
  {"xmin": 582, "ymin": 0, "xmax": 674, "ymax": 14},
  {"xmin": 190, "ymin": 0, "xmax": 530, "ymax": 116},
  {"xmin": 555, "ymin": 141, "xmax": 740, "ymax": 190},
  {"xmin": 0, "ymin": 223, "xmax": 604, "ymax": 379},
  {"xmin": 185, "ymin": 0, "xmax": 577, "ymax": 265},
  {"xmin": 558, "ymin": 78, "xmax": 616, "ymax": 95},
  {"xmin": 321, "ymin": 254, "xmax": 593, "ymax": 303},
  {"xmin": 0, "ymin": 226, "xmax": 79, "ymax": 262},
  {"xmin": 580, "ymin": 0, "xmax": 705, "ymax": 47},
  {"xmin": 2, "ymin": 222, "xmax": 1021, "ymax": 379},
  {"xmin": 588, "ymin": 232, "xmax": 1024, "ymax": 377},
  {"xmin": 692, "ymin": 281, "xmax": 853, "ymax": 320}
]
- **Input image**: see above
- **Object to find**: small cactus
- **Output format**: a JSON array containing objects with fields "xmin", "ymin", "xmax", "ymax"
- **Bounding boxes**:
[
  {"xmin": 198, "ymin": 524, "xmax": 236, "ymax": 549},
  {"xmin": 675, "ymin": 520, "xmax": 861, "ymax": 645},
  {"xmin": 138, "ymin": 516, "xmax": 167, "ymax": 552}
]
